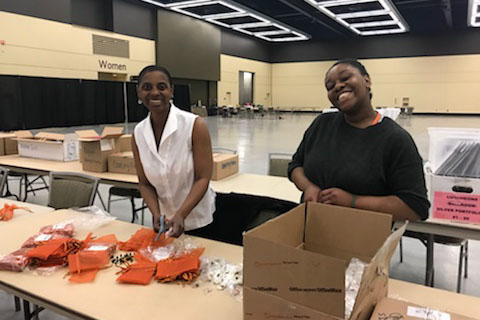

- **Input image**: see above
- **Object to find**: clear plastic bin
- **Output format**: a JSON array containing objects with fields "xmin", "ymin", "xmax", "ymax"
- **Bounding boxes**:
[{"xmin": 428, "ymin": 127, "xmax": 480, "ymax": 174}]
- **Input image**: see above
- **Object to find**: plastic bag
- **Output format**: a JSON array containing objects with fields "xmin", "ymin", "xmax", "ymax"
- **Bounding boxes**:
[
  {"xmin": 345, "ymin": 258, "xmax": 367, "ymax": 320},
  {"xmin": 69, "ymin": 206, "xmax": 116, "ymax": 230},
  {"xmin": 197, "ymin": 257, "xmax": 243, "ymax": 300}
]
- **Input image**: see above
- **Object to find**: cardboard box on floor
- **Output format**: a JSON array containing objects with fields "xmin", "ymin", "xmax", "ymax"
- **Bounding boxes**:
[
  {"xmin": 76, "ymin": 127, "xmax": 124, "ymax": 172},
  {"xmin": 0, "ymin": 131, "xmax": 32, "ymax": 155},
  {"xmin": 243, "ymin": 202, "xmax": 407, "ymax": 320},
  {"xmin": 212, "ymin": 153, "xmax": 238, "ymax": 180},
  {"xmin": 16, "ymin": 131, "xmax": 79, "ymax": 161},
  {"xmin": 108, "ymin": 151, "xmax": 136, "ymax": 175},
  {"xmin": 370, "ymin": 297, "xmax": 476, "ymax": 320}
]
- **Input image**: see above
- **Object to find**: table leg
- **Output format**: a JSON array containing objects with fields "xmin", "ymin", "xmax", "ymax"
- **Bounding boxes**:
[{"xmin": 425, "ymin": 233, "xmax": 434, "ymax": 287}]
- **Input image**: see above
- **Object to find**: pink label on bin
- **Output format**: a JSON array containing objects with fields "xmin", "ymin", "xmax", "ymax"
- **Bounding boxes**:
[{"xmin": 433, "ymin": 191, "xmax": 480, "ymax": 223}]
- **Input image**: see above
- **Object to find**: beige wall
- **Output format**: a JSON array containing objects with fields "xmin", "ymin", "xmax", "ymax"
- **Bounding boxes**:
[
  {"xmin": 0, "ymin": 11, "xmax": 155, "ymax": 80},
  {"xmin": 272, "ymin": 55, "xmax": 480, "ymax": 113},
  {"xmin": 218, "ymin": 55, "xmax": 272, "ymax": 106}
]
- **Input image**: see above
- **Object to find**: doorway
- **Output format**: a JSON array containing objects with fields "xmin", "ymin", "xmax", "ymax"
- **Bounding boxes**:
[{"xmin": 239, "ymin": 71, "xmax": 254, "ymax": 106}]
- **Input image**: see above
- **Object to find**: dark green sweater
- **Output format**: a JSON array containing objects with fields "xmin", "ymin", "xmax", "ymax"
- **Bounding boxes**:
[{"xmin": 288, "ymin": 112, "xmax": 430, "ymax": 220}]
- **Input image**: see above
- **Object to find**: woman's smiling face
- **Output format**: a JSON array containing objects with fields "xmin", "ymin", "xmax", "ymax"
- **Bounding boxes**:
[
  {"xmin": 325, "ymin": 63, "xmax": 371, "ymax": 113},
  {"xmin": 137, "ymin": 70, "xmax": 173, "ymax": 113}
]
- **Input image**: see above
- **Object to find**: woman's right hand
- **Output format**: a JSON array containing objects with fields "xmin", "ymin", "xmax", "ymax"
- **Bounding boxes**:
[{"xmin": 304, "ymin": 184, "xmax": 321, "ymax": 202}]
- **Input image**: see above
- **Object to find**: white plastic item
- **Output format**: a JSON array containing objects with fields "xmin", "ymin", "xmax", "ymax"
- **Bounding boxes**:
[{"xmin": 428, "ymin": 127, "xmax": 480, "ymax": 174}]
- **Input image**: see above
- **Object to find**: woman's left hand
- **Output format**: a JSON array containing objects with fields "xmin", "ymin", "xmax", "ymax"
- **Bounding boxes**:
[
  {"xmin": 165, "ymin": 214, "xmax": 185, "ymax": 238},
  {"xmin": 319, "ymin": 188, "xmax": 354, "ymax": 207}
]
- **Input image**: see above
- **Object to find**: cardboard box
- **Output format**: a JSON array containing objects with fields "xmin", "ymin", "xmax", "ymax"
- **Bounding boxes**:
[
  {"xmin": 16, "ymin": 132, "xmax": 79, "ymax": 162},
  {"xmin": 429, "ymin": 174, "xmax": 480, "ymax": 223},
  {"xmin": 118, "ymin": 134, "xmax": 132, "ymax": 152},
  {"xmin": 108, "ymin": 152, "xmax": 136, "ymax": 175},
  {"xmin": 243, "ymin": 203, "xmax": 406, "ymax": 320},
  {"xmin": 370, "ymin": 297, "xmax": 476, "ymax": 320},
  {"xmin": 76, "ymin": 127, "xmax": 123, "ymax": 172},
  {"xmin": 0, "ymin": 131, "xmax": 31, "ymax": 155},
  {"xmin": 212, "ymin": 153, "xmax": 238, "ymax": 180}
]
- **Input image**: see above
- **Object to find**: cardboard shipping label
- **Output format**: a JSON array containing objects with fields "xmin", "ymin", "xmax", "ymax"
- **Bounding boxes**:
[{"xmin": 432, "ymin": 191, "xmax": 480, "ymax": 223}]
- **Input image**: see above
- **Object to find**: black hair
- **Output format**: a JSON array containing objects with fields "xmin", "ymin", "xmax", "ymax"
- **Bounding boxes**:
[
  {"xmin": 138, "ymin": 65, "xmax": 172, "ymax": 86},
  {"xmin": 328, "ymin": 58, "xmax": 372, "ymax": 99},
  {"xmin": 329, "ymin": 58, "xmax": 369, "ymax": 77}
]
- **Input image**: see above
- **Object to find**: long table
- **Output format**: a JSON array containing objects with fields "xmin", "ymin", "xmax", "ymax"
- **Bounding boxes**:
[
  {"xmin": 0, "ymin": 155, "xmax": 302, "ymax": 202},
  {"xmin": 2, "ymin": 155, "xmax": 480, "ymax": 289},
  {"xmin": 0, "ymin": 209, "xmax": 478, "ymax": 320}
]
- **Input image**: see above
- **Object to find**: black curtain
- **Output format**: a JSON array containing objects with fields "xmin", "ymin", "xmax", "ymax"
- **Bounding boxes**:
[{"xmin": 0, "ymin": 75, "xmax": 126, "ymax": 130}]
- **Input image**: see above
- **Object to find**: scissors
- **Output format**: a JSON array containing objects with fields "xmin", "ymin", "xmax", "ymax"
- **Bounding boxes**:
[{"xmin": 154, "ymin": 215, "xmax": 167, "ymax": 241}]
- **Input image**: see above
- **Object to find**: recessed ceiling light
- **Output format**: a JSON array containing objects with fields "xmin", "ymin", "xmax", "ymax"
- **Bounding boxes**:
[
  {"xmin": 304, "ymin": 0, "xmax": 408, "ymax": 36},
  {"xmin": 140, "ymin": 0, "xmax": 310, "ymax": 42}
]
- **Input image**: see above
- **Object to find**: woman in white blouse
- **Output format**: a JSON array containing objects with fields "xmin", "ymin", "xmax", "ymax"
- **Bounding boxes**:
[{"xmin": 132, "ymin": 66, "xmax": 216, "ymax": 238}]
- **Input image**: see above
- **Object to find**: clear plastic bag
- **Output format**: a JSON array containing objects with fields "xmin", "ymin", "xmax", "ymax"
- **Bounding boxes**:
[
  {"xmin": 197, "ymin": 257, "xmax": 243, "ymax": 300},
  {"xmin": 69, "ymin": 206, "xmax": 116, "ymax": 230},
  {"xmin": 139, "ymin": 236, "xmax": 199, "ymax": 263},
  {"xmin": 345, "ymin": 258, "xmax": 367, "ymax": 320}
]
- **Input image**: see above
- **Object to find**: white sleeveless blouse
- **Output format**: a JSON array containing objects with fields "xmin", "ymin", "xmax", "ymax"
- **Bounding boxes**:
[{"xmin": 134, "ymin": 104, "xmax": 215, "ymax": 230}]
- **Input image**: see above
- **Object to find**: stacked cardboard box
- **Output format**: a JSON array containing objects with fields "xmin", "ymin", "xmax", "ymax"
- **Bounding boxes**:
[
  {"xmin": 76, "ymin": 127, "xmax": 124, "ymax": 172},
  {"xmin": 243, "ymin": 202, "xmax": 406, "ymax": 320},
  {"xmin": 108, "ymin": 151, "xmax": 136, "ymax": 175},
  {"xmin": 212, "ymin": 153, "xmax": 238, "ymax": 180}
]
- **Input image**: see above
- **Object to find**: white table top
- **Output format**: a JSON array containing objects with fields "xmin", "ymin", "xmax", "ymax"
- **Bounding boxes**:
[
  {"xmin": 0, "ymin": 210, "xmax": 478, "ymax": 319},
  {"xmin": 0, "ymin": 198, "xmax": 53, "ymax": 222}
]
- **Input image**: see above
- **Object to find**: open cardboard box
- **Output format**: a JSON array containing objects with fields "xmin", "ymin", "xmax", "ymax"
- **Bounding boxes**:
[
  {"xmin": 108, "ymin": 151, "xmax": 136, "ymax": 175},
  {"xmin": 243, "ymin": 202, "xmax": 407, "ymax": 320},
  {"xmin": 370, "ymin": 297, "xmax": 476, "ymax": 320},
  {"xmin": 76, "ymin": 127, "xmax": 123, "ymax": 172},
  {"xmin": 16, "ymin": 131, "xmax": 79, "ymax": 161},
  {"xmin": 0, "ymin": 131, "xmax": 32, "ymax": 155}
]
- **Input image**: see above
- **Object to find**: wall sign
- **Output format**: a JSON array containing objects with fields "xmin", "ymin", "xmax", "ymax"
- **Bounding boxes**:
[{"xmin": 98, "ymin": 60, "xmax": 127, "ymax": 71}]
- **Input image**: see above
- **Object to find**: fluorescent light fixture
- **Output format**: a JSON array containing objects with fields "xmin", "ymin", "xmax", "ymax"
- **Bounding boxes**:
[
  {"xmin": 140, "ymin": 0, "xmax": 310, "ymax": 42},
  {"xmin": 468, "ymin": 0, "xmax": 480, "ymax": 27},
  {"xmin": 304, "ymin": 0, "xmax": 408, "ymax": 36}
]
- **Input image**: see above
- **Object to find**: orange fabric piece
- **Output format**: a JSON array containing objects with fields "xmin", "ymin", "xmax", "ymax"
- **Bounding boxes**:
[
  {"xmin": 0, "ymin": 204, "xmax": 32, "ymax": 221},
  {"xmin": 69, "ymin": 269, "xmax": 98, "ymax": 283},
  {"xmin": 68, "ymin": 250, "xmax": 110, "ymax": 273},
  {"xmin": 116, "ymin": 254, "xmax": 157, "ymax": 285},
  {"xmin": 118, "ymin": 228, "xmax": 173, "ymax": 251},
  {"xmin": 155, "ymin": 248, "xmax": 205, "ymax": 281}
]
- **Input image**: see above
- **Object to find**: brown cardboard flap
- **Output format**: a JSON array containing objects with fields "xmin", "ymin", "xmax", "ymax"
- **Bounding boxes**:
[
  {"xmin": 244, "ymin": 236, "xmax": 346, "ymax": 317},
  {"xmin": 244, "ymin": 287, "xmax": 342, "ymax": 320},
  {"xmin": 305, "ymin": 203, "xmax": 392, "ymax": 261},
  {"xmin": 101, "ymin": 126, "xmax": 124, "ymax": 139},
  {"xmin": 0, "ymin": 133, "xmax": 16, "ymax": 139},
  {"xmin": 35, "ymin": 132, "xmax": 65, "ymax": 141},
  {"xmin": 349, "ymin": 222, "xmax": 408, "ymax": 320},
  {"xmin": 76, "ymin": 129, "xmax": 98, "ymax": 138},
  {"xmin": 14, "ymin": 130, "xmax": 33, "ymax": 138},
  {"xmin": 244, "ymin": 203, "xmax": 306, "ymax": 246}
]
